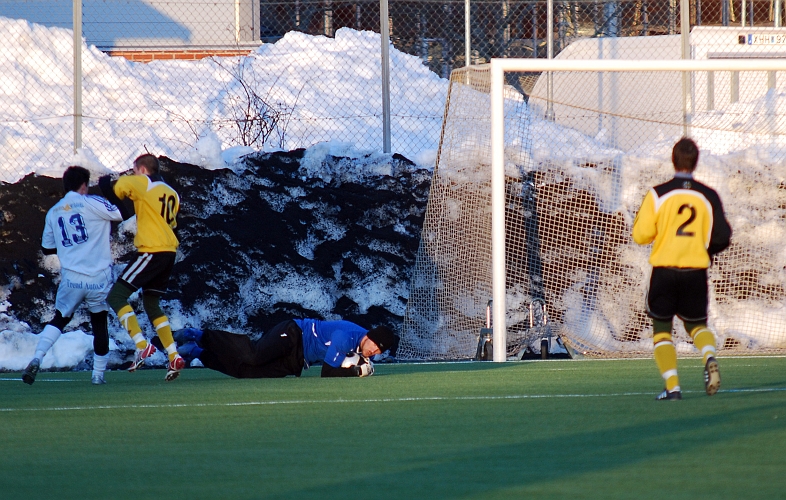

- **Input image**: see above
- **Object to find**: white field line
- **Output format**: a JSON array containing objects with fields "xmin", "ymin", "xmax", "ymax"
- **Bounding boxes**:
[
  {"xmin": 0, "ymin": 387, "xmax": 784, "ymax": 413},
  {"xmin": 0, "ymin": 378, "xmax": 81, "ymax": 382},
  {"xmin": 385, "ymin": 355, "xmax": 786, "ymax": 365}
]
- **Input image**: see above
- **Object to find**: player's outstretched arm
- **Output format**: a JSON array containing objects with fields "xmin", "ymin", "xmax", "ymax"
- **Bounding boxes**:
[
  {"xmin": 98, "ymin": 175, "xmax": 133, "ymax": 220},
  {"xmin": 321, "ymin": 363, "xmax": 360, "ymax": 377}
]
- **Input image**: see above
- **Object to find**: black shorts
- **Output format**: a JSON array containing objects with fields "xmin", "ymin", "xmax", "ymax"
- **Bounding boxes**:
[
  {"xmin": 646, "ymin": 267, "xmax": 708, "ymax": 322},
  {"xmin": 118, "ymin": 252, "xmax": 176, "ymax": 296},
  {"xmin": 199, "ymin": 321, "xmax": 305, "ymax": 378}
]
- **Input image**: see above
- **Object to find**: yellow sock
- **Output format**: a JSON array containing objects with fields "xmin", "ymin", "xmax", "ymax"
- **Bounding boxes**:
[
  {"xmin": 653, "ymin": 332, "xmax": 680, "ymax": 392},
  {"xmin": 152, "ymin": 316, "xmax": 178, "ymax": 361},
  {"xmin": 117, "ymin": 305, "xmax": 147, "ymax": 349},
  {"xmin": 690, "ymin": 326, "xmax": 717, "ymax": 365}
]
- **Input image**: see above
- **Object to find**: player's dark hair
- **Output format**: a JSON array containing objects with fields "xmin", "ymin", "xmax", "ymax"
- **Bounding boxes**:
[
  {"xmin": 134, "ymin": 153, "xmax": 160, "ymax": 175},
  {"xmin": 62, "ymin": 166, "xmax": 90, "ymax": 193},
  {"xmin": 672, "ymin": 137, "xmax": 699, "ymax": 172}
]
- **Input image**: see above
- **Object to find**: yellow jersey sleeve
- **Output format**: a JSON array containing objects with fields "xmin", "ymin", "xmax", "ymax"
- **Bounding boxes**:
[
  {"xmin": 632, "ymin": 190, "xmax": 657, "ymax": 246},
  {"xmin": 114, "ymin": 175, "xmax": 180, "ymax": 253}
]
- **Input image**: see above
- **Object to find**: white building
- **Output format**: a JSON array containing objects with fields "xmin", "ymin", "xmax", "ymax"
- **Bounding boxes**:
[{"xmin": 0, "ymin": 0, "xmax": 260, "ymax": 50}]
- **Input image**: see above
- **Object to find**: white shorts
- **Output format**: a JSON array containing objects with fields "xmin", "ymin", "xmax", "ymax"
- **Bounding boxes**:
[{"xmin": 55, "ymin": 267, "xmax": 113, "ymax": 316}]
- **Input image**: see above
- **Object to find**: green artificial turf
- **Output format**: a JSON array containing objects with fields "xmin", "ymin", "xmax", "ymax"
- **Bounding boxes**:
[{"xmin": 1, "ymin": 357, "xmax": 785, "ymax": 499}]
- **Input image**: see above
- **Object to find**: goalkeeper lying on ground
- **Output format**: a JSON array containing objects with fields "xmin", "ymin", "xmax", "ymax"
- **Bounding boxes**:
[{"xmin": 154, "ymin": 319, "xmax": 398, "ymax": 378}]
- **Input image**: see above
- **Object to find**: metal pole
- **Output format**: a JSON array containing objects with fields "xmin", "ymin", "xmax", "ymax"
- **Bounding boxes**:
[
  {"xmin": 777, "ymin": 0, "xmax": 782, "ymax": 27},
  {"xmin": 234, "ymin": 0, "xmax": 241, "ymax": 42},
  {"xmin": 490, "ymin": 60, "xmax": 507, "ymax": 363},
  {"xmin": 707, "ymin": 71, "xmax": 714, "ymax": 110},
  {"xmin": 324, "ymin": 0, "xmax": 333, "ymax": 36},
  {"xmin": 680, "ymin": 0, "xmax": 690, "ymax": 136},
  {"xmin": 546, "ymin": 0, "xmax": 555, "ymax": 120},
  {"xmin": 465, "ymin": 0, "xmax": 471, "ymax": 65},
  {"xmin": 380, "ymin": 0, "xmax": 391, "ymax": 153},
  {"xmin": 741, "ymin": 0, "xmax": 746, "ymax": 26},
  {"xmin": 73, "ymin": 0, "xmax": 82, "ymax": 153}
]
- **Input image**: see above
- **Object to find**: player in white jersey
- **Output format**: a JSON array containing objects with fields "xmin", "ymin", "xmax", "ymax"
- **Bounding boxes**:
[{"xmin": 22, "ymin": 166, "xmax": 123, "ymax": 386}]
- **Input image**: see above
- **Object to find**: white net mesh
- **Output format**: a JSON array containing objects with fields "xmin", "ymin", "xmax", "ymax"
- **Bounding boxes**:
[{"xmin": 400, "ymin": 63, "xmax": 786, "ymax": 360}]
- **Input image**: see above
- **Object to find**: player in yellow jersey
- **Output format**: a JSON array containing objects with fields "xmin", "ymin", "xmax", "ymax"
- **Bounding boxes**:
[
  {"xmin": 632, "ymin": 138, "xmax": 731, "ymax": 400},
  {"xmin": 99, "ymin": 154, "xmax": 185, "ymax": 381}
]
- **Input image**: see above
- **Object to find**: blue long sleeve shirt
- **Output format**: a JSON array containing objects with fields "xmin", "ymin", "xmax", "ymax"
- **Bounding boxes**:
[{"xmin": 295, "ymin": 319, "xmax": 369, "ymax": 368}]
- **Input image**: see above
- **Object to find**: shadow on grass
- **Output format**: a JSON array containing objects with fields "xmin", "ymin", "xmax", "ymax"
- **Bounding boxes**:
[{"xmin": 266, "ymin": 400, "xmax": 786, "ymax": 499}]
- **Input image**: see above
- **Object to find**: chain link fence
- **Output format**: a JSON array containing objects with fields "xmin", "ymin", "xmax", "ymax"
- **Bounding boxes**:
[{"xmin": 2, "ymin": 0, "xmax": 786, "ymax": 183}]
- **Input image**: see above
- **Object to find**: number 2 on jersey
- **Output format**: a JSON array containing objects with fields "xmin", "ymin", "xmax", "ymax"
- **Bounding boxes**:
[
  {"xmin": 676, "ymin": 204, "xmax": 696, "ymax": 237},
  {"xmin": 57, "ymin": 213, "xmax": 88, "ymax": 247},
  {"xmin": 158, "ymin": 194, "xmax": 177, "ymax": 225}
]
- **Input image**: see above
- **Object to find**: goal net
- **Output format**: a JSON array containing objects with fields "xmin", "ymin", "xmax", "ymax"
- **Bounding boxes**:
[{"xmin": 399, "ymin": 59, "xmax": 786, "ymax": 360}]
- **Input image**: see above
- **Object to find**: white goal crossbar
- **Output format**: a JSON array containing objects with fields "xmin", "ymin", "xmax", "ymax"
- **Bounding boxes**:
[{"xmin": 489, "ymin": 58, "xmax": 786, "ymax": 362}]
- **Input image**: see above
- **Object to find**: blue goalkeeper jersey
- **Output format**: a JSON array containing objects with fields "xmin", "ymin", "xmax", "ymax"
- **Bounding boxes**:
[{"xmin": 295, "ymin": 319, "xmax": 368, "ymax": 368}]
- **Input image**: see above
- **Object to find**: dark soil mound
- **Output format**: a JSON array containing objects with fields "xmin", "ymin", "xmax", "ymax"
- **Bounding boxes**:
[{"xmin": 0, "ymin": 150, "xmax": 430, "ymax": 341}]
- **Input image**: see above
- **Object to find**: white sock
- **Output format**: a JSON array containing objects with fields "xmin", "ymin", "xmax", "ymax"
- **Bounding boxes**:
[
  {"xmin": 93, "ymin": 353, "xmax": 109, "ymax": 377},
  {"xmin": 34, "ymin": 324, "xmax": 62, "ymax": 361},
  {"xmin": 165, "ymin": 343, "xmax": 178, "ymax": 357}
]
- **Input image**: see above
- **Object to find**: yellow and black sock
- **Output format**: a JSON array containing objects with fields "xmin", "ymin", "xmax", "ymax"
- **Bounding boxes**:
[
  {"xmin": 688, "ymin": 324, "xmax": 717, "ymax": 365},
  {"xmin": 117, "ymin": 304, "xmax": 147, "ymax": 349},
  {"xmin": 108, "ymin": 282, "xmax": 148, "ymax": 349},
  {"xmin": 653, "ymin": 331, "xmax": 680, "ymax": 392},
  {"xmin": 152, "ymin": 316, "xmax": 178, "ymax": 361}
]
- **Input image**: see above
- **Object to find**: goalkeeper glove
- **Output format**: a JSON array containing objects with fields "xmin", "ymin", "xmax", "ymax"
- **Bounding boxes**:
[
  {"xmin": 357, "ymin": 356, "xmax": 374, "ymax": 377},
  {"xmin": 341, "ymin": 352, "xmax": 361, "ymax": 368},
  {"xmin": 340, "ymin": 352, "xmax": 375, "ymax": 377}
]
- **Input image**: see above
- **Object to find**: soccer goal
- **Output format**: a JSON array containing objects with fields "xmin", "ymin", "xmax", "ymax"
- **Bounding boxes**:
[{"xmin": 399, "ymin": 58, "xmax": 786, "ymax": 361}]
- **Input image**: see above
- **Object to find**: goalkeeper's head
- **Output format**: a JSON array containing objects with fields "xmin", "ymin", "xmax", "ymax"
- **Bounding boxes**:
[{"xmin": 362, "ymin": 326, "xmax": 399, "ymax": 357}]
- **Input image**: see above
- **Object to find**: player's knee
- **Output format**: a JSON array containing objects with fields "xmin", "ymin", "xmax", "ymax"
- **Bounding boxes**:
[
  {"xmin": 107, "ymin": 281, "xmax": 135, "ymax": 313},
  {"xmin": 141, "ymin": 292, "xmax": 165, "ymax": 321},
  {"xmin": 683, "ymin": 321, "xmax": 707, "ymax": 338},
  {"xmin": 651, "ymin": 318, "xmax": 672, "ymax": 336},
  {"xmin": 48, "ymin": 310, "xmax": 72, "ymax": 331}
]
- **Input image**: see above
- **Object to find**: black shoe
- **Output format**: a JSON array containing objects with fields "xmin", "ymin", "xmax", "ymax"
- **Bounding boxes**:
[
  {"xmin": 22, "ymin": 358, "xmax": 41, "ymax": 385},
  {"xmin": 704, "ymin": 356, "xmax": 721, "ymax": 396},
  {"xmin": 656, "ymin": 388, "xmax": 682, "ymax": 400}
]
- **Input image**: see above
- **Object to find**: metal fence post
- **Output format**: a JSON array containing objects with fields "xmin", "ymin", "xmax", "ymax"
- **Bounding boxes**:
[
  {"xmin": 380, "ymin": 0, "xmax": 391, "ymax": 153},
  {"xmin": 681, "ymin": 0, "xmax": 690, "ymax": 136},
  {"xmin": 465, "ymin": 0, "xmax": 471, "ymax": 66},
  {"xmin": 546, "ymin": 0, "xmax": 555, "ymax": 120},
  {"xmin": 73, "ymin": 0, "xmax": 82, "ymax": 153}
]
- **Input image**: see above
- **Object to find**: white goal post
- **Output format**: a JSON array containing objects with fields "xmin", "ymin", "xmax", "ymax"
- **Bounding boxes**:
[{"xmin": 488, "ymin": 58, "xmax": 786, "ymax": 361}]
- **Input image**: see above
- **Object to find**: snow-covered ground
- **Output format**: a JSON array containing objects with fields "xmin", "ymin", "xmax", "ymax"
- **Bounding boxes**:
[{"xmin": 0, "ymin": 16, "xmax": 446, "ymax": 184}]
